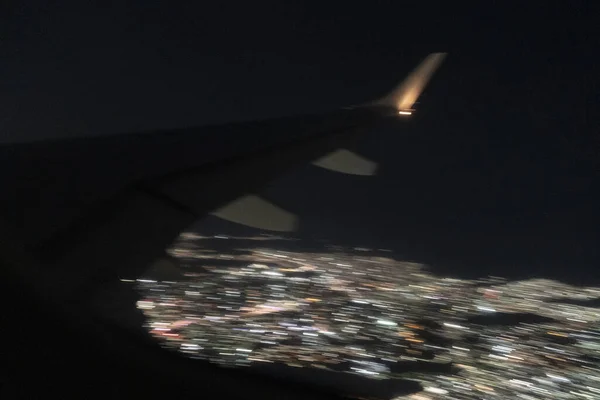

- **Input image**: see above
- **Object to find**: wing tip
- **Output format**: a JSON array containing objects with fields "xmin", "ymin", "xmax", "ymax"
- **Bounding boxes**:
[{"xmin": 375, "ymin": 52, "xmax": 447, "ymax": 112}]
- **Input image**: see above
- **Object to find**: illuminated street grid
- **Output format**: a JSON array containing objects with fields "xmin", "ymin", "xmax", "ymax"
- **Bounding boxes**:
[{"xmin": 136, "ymin": 233, "xmax": 600, "ymax": 399}]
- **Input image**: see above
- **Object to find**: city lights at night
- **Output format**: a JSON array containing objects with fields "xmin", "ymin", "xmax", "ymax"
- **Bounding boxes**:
[{"xmin": 135, "ymin": 233, "xmax": 600, "ymax": 399}]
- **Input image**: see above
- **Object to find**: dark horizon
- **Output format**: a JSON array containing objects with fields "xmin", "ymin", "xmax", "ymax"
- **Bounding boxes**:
[{"xmin": 2, "ymin": 3, "xmax": 597, "ymax": 146}]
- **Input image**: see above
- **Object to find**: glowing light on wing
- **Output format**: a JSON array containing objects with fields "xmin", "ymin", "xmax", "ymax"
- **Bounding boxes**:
[{"xmin": 376, "ymin": 52, "xmax": 446, "ymax": 112}]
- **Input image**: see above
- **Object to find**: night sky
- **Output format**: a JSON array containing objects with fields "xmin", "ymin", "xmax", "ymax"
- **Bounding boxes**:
[{"xmin": 2, "ymin": 2, "xmax": 598, "ymax": 281}]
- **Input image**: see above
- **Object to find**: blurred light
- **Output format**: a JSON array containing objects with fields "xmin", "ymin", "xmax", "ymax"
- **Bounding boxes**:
[
  {"xmin": 137, "ymin": 300, "xmax": 154, "ymax": 309},
  {"xmin": 424, "ymin": 387, "xmax": 448, "ymax": 395},
  {"xmin": 135, "ymin": 234, "xmax": 600, "ymax": 399}
]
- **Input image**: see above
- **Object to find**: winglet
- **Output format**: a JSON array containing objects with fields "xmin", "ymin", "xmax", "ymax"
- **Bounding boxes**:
[{"xmin": 374, "ymin": 53, "xmax": 447, "ymax": 113}]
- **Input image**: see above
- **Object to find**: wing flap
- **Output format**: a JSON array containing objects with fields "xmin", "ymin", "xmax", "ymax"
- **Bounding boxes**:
[
  {"xmin": 312, "ymin": 148, "xmax": 378, "ymax": 176},
  {"xmin": 211, "ymin": 195, "xmax": 297, "ymax": 232}
]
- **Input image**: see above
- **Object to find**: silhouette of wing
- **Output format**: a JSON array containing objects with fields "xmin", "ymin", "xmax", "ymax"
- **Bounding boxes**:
[{"xmin": 0, "ymin": 52, "xmax": 445, "ymax": 400}]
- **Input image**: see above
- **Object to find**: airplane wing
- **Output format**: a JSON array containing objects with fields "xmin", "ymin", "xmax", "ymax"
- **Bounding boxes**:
[
  {"xmin": 1, "ymin": 52, "xmax": 445, "ymax": 298},
  {"xmin": 0, "ymin": 53, "xmax": 445, "ymax": 398}
]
